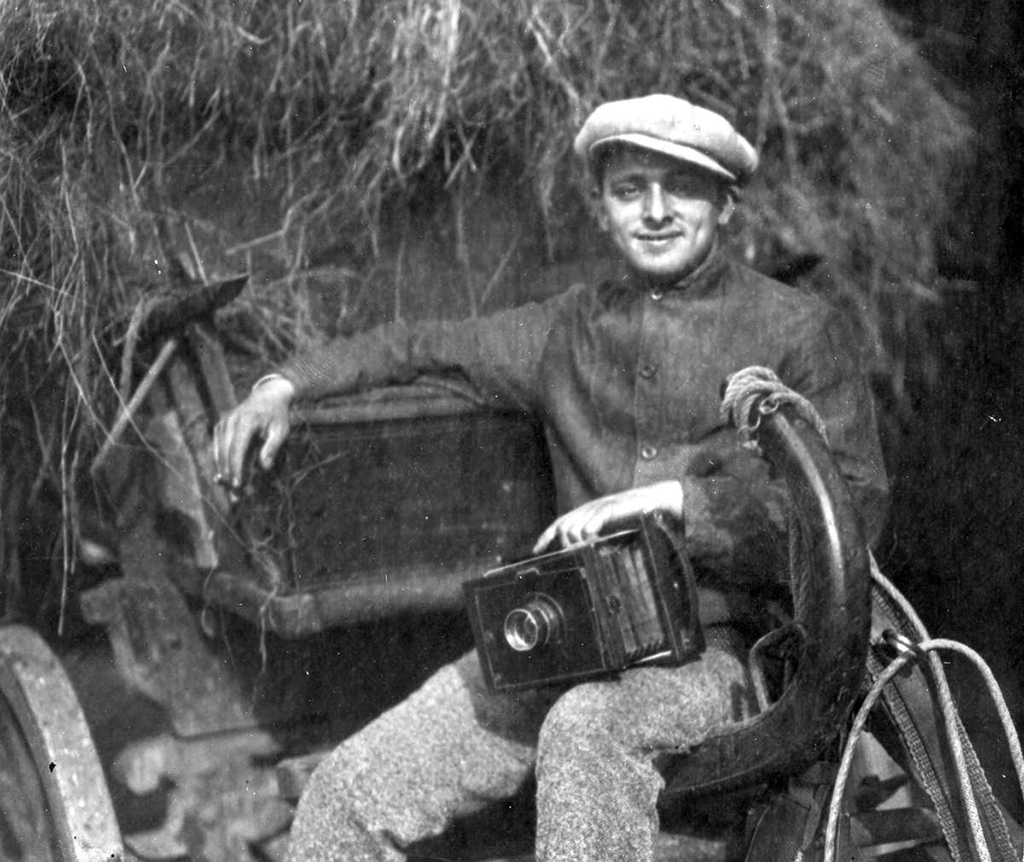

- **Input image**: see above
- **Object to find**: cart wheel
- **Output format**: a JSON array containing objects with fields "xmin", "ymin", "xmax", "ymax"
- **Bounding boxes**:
[{"xmin": 0, "ymin": 624, "xmax": 123, "ymax": 861}]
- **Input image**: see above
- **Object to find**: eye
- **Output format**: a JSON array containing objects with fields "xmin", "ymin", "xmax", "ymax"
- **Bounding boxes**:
[
  {"xmin": 665, "ymin": 172, "xmax": 715, "ymax": 199},
  {"xmin": 665, "ymin": 176, "xmax": 697, "ymax": 197},
  {"xmin": 610, "ymin": 181, "xmax": 641, "ymax": 200}
]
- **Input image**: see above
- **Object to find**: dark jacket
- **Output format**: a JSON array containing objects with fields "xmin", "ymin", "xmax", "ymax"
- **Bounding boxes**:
[{"xmin": 278, "ymin": 247, "xmax": 889, "ymax": 599}]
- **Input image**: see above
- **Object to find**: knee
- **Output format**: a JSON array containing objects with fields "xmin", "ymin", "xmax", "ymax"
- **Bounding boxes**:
[
  {"xmin": 285, "ymin": 745, "xmax": 376, "ymax": 862},
  {"xmin": 295, "ymin": 743, "xmax": 366, "ymax": 822},
  {"xmin": 537, "ymin": 683, "xmax": 617, "ymax": 767},
  {"xmin": 535, "ymin": 683, "xmax": 663, "ymax": 827}
]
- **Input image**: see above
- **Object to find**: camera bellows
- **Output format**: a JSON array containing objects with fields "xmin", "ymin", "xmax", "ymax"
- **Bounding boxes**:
[
  {"xmin": 595, "ymin": 540, "xmax": 664, "ymax": 661},
  {"xmin": 464, "ymin": 514, "xmax": 704, "ymax": 692}
]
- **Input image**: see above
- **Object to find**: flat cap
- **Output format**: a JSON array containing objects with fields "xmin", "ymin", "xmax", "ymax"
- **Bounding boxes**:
[{"xmin": 574, "ymin": 94, "xmax": 758, "ymax": 185}]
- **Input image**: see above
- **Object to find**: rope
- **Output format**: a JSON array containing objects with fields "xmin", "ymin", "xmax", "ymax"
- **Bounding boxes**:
[{"xmin": 720, "ymin": 365, "xmax": 830, "ymax": 450}]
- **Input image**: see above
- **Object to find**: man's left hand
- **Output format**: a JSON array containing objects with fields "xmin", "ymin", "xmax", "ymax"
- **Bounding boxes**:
[{"xmin": 532, "ymin": 480, "xmax": 683, "ymax": 553}]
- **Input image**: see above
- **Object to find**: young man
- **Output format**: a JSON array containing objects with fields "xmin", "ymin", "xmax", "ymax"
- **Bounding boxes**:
[{"xmin": 214, "ymin": 94, "xmax": 889, "ymax": 861}]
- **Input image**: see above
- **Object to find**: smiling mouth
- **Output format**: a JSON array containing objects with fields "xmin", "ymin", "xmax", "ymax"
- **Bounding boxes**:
[{"xmin": 637, "ymin": 232, "xmax": 683, "ymax": 242}]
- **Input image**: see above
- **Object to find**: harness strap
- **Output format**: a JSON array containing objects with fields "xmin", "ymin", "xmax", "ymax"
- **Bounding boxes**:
[{"xmin": 868, "ymin": 580, "xmax": 974, "ymax": 862}]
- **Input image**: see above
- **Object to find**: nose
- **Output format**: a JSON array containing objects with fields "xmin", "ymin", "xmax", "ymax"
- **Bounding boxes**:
[{"xmin": 643, "ymin": 184, "xmax": 669, "ymax": 225}]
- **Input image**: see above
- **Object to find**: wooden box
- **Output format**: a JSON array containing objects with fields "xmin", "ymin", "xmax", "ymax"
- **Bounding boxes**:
[{"xmin": 207, "ymin": 384, "xmax": 557, "ymax": 636}]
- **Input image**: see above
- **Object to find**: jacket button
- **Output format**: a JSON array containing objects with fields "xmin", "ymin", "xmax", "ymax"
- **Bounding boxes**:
[
  {"xmin": 639, "ymin": 362, "xmax": 657, "ymax": 379},
  {"xmin": 650, "ymin": 289, "xmax": 664, "ymax": 301},
  {"xmin": 640, "ymin": 444, "xmax": 658, "ymax": 460}
]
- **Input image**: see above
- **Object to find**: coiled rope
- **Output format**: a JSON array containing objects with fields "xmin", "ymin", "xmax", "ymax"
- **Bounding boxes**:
[
  {"xmin": 721, "ymin": 365, "xmax": 1024, "ymax": 862},
  {"xmin": 720, "ymin": 365, "xmax": 830, "ymax": 450}
]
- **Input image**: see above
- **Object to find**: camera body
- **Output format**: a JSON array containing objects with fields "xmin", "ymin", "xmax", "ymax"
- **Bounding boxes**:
[{"xmin": 464, "ymin": 514, "xmax": 704, "ymax": 692}]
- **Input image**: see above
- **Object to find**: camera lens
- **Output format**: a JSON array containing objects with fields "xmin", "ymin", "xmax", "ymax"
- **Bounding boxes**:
[{"xmin": 503, "ymin": 595, "xmax": 561, "ymax": 652}]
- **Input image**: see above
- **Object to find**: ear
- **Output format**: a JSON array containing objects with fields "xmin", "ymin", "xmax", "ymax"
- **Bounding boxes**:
[{"xmin": 716, "ymin": 189, "xmax": 737, "ymax": 227}]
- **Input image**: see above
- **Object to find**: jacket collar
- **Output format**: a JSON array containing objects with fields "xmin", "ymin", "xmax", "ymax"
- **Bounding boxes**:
[{"xmin": 663, "ymin": 239, "xmax": 729, "ymax": 295}]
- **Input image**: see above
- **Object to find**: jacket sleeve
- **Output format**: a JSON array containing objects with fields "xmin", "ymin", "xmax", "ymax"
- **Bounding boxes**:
[
  {"xmin": 678, "ymin": 306, "xmax": 889, "ymax": 585},
  {"xmin": 273, "ymin": 293, "xmax": 574, "ymax": 414}
]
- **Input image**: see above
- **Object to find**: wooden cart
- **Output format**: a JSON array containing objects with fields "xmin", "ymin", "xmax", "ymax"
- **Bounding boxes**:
[{"xmin": 1, "ymin": 280, "xmax": 997, "ymax": 862}]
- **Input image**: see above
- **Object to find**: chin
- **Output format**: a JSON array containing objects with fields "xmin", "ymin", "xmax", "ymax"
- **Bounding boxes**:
[
  {"xmin": 636, "ymin": 245, "xmax": 714, "ymax": 281},
  {"xmin": 631, "ymin": 258, "xmax": 698, "ymax": 282}
]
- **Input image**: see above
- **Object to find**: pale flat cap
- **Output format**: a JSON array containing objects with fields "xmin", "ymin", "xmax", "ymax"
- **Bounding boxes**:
[{"xmin": 574, "ymin": 94, "xmax": 758, "ymax": 184}]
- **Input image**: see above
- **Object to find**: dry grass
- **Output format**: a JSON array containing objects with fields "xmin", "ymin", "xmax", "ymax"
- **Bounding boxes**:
[{"xmin": 0, "ymin": 0, "xmax": 973, "ymax": 605}]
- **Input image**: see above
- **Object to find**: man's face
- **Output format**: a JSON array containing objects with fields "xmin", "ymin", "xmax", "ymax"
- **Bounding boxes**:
[{"xmin": 595, "ymin": 147, "xmax": 733, "ymax": 283}]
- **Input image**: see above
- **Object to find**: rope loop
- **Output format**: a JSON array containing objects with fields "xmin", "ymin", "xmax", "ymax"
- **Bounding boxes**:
[{"xmin": 720, "ymin": 366, "xmax": 830, "ymax": 451}]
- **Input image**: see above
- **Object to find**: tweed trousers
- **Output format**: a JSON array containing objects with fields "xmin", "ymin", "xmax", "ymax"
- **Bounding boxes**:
[{"xmin": 285, "ymin": 626, "xmax": 754, "ymax": 862}]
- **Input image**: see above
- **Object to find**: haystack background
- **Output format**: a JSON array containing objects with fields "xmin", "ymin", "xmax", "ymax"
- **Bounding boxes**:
[{"xmin": 1, "ymin": 0, "xmax": 1021, "ymax": 816}]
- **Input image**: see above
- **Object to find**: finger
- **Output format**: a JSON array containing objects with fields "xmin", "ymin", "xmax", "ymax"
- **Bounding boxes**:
[
  {"xmin": 578, "ymin": 511, "xmax": 608, "ymax": 542},
  {"xmin": 582, "ymin": 501, "xmax": 634, "ymax": 543},
  {"xmin": 226, "ymin": 416, "xmax": 257, "ymax": 487},
  {"xmin": 588, "ymin": 497, "xmax": 644, "ymax": 536},
  {"xmin": 558, "ymin": 515, "xmax": 588, "ymax": 548},
  {"xmin": 532, "ymin": 521, "xmax": 561, "ymax": 554},
  {"xmin": 215, "ymin": 414, "xmax": 237, "ymax": 483},
  {"xmin": 550, "ymin": 503, "xmax": 596, "ymax": 548},
  {"xmin": 259, "ymin": 418, "xmax": 289, "ymax": 470},
  {"xmin": 213, "ymin": 416, "xmax": 236, "ymax": 482}
]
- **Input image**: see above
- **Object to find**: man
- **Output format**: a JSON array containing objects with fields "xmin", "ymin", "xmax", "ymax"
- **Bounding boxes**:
[{"xmin": 214, "ymin": 94, "xmax": 889, "ymax": 861}]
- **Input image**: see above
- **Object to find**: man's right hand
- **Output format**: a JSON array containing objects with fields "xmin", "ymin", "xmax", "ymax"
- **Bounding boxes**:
[{"xmin": 213, "ymin": 375, "xmax": 296, "ymax": 491}]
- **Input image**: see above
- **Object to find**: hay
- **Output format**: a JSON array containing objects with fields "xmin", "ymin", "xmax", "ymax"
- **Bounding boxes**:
[{"xmin": 0, "ymin": 0, "xmax": 972, "ymax": 602}]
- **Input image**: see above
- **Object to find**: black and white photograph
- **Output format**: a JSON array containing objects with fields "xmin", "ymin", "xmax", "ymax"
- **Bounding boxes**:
[{"xmin": 0, "ymin": 1, "xmax": 1021, "ymax": 860}]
